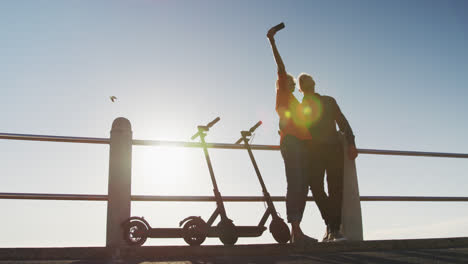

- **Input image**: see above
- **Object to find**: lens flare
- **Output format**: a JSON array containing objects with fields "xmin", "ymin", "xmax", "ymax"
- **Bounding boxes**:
[{"xmin": 296, "ymin": 96, "xmax": 323, "ymax": 129}]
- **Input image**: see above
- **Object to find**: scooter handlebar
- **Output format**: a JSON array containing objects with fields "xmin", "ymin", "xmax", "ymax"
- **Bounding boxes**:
[
  {"xmin": 190, "ymin": 132, "xmax": 199, "ymax": 141},
  {"xmin": 249, "ymin": 121, "xmax": 262, "ymax": 133},
  {"xmin": 234, "ymin": 121, "xmax": 262, "ymax": 144},
  {"xmin": 207, "ymin": 117, "xmax": 221, "ymax": 128},
  {"xmin": 271, "ymin": 22, "xmax": 285, "ymax": 33},
  {"xmin": 191, "ymin": 117, "xmax": 221, "ymax": 140}
]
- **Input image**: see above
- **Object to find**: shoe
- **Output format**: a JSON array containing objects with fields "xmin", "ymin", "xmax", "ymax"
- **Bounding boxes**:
[
  {"xmin": 322, "ymin": 225, "xmax": 331, "ymax": 242},
  {"xmin": 290, "ymin": 234, "xmax": 318, "ymax": 246},
  {"xmin": 328, "ymin": 229, "xmax": 347, "ymax": 242}
]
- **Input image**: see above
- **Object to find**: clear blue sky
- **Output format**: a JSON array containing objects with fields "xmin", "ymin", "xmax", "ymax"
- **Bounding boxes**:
[{"xmin": 1, "ymin": 0, "xmax": 467, "ymax": 247}]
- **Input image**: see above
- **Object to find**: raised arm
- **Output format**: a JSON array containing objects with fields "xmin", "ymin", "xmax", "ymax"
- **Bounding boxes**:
[{"xmin": 267, "ymin": 23, "xmax": 286, "ymax": 75}]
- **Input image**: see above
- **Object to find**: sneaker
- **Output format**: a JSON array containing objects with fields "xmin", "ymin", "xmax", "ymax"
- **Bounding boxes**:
[
  {"xmin": 328, "ymin": 230, "xmax": 347, "ymax": 242},
  {"xmin": 322, "ymin": 225, "xmax": 331, "ymax": 242},
  {"xmin": 291, "ymin": 234, "xmax": 318, "ymax": 246}
]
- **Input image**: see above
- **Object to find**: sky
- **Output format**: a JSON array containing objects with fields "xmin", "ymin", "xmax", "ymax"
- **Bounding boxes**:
[{"xmin": 0, "ymin": 0, "xmax": 467, "ymax": 247}]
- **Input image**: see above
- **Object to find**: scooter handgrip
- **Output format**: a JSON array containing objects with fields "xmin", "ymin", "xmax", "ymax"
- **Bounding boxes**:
[
  {"xmin": 190, "ymin": 132, "xmax": 200, "ymax": 141},
  {"xmin": 207, "ymin": 117, "xmax": 220, "ymax": 128},
  {"xmin": 271, "ymin": 22, "xmax": 285, "ymax": 33},
  {"xmin": 249, "ymin": 121, "xmax": 263, "ymax": 133}
]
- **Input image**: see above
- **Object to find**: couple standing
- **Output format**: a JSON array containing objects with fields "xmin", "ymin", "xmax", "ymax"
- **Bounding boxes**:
[{"xmin": 267, "ymin": 24, "xmax": 358, "ymax": 243}]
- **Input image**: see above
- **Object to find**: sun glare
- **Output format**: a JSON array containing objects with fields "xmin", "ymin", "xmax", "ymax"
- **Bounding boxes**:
[{"xmin": 134, "ymin": 146, "xmax": 194, "ymax": 195}]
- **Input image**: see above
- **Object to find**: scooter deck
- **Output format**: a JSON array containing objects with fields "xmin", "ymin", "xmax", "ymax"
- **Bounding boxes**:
[
  {"xmin": 148, "ymin": 228, "xmax": 182, "ymax": 238},
  {"xmin": 147, "ymin": 226, "xmax": 266, "ymax": 238},
  {"xmin": 207, "ymin": 225, "xmax": 266, "ymax": 238}
]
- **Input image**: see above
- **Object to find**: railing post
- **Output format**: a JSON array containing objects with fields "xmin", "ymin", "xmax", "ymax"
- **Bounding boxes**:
[{"xmin": 106, "ymin": 117, "xmax": 133, "ymax": 248}]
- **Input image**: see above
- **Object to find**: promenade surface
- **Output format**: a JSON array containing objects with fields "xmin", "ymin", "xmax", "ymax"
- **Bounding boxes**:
[{"xmin": 1, "ymin": 237, "xmax": 468, "ymax": 264}]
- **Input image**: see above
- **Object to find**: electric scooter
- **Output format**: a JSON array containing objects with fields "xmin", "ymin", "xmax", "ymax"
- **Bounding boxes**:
[
  {"xmin": 122, "ymin": 117, "xmax": 265, "ymax": 246},
  {"xmin": 189, "ymin": 117, "xmax": 270, "ymax": 245},
  {"xmin": 235, "ymin": 121, "xmax": 291, "ymax": 243},
  {"xmin": 188, "ymin": 116, "xmax": 238, "ymax": 245}
]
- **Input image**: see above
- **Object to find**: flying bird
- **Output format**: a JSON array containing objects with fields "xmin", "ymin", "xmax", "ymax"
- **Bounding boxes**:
[{"xmin": 110, "ymin": 96, "xmax": 117, "ymax": 102}]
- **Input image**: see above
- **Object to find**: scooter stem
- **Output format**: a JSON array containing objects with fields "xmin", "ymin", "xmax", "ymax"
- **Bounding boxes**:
[
  {"xmin": 241, "ymin": 133, "xmax": 279, "ymax": 218},
  {"xmin": 199, "ymin": 133, "xmax": 229, "ymax": 221}
]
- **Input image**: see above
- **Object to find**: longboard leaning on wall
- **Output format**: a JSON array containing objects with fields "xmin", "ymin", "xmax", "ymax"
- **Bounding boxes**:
[{"xmin": 339, "ymin": 133, "xmax": 363, "ymax": 240}]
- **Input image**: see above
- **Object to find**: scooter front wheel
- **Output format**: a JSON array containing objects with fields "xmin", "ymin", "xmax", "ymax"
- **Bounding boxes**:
[
  {"xmin": 217, "ymin": 219, "xmax": 238, "ymax": 245},
  {"xmin": 270, "ymin": 218, "xmax": 291, "ymax": 244},
  {"xmin": 182, "ymin": 218, "xmax": 208, "ymax": 246},
  {"xmin": 123, "ymin": 219, "xmax": 149, "ymax": 246}
]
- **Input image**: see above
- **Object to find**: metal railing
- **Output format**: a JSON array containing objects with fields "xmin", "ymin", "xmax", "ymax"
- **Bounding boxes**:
[
  {"xmin": 1, "ymin": 131, "xmax": 468, "ymax": 204},
  {"xmin": 3, "ymin": 132, "xmax": 468, "ymax": 156},
  {"xmin": 1, "ymin": 193, "xmax": 468, "ymax": 202},
  {"xmin": 1, "ymin": 126, "xmax": 468, "ymax": 246}
]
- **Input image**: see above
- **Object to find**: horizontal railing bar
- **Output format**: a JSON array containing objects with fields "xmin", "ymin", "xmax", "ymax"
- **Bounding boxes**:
[
  {"xmin": 0, "ymin": 193, "xmax": 108, "ymax": 201},
  {"xmin": 359, "ymin": 148, "xmax": 468, "ymax": 159},
  {"xmin": 360, "ymin": 196, "xmax": 468, "ymax": 202},
  {"xmin": 2, "ymin": 133, "xmax": 468, "ymax": 158},
  {"xmin": 0, "ymin": 133, "xmax": 109, "ymax": 144},
  {"xmin": 134, "ymin": 140, "xmax": 468, "ymax": 158},
  {"xmin": 132, "ymin": 139, "xmax": 280, "ymax": 150},
  {"xmin": 1, "ymin": 193, "xmax": 468, "ymax": 202},
  {"xmin": 134, "ymin": 195, "xmax": 468, "ymax": 202}
]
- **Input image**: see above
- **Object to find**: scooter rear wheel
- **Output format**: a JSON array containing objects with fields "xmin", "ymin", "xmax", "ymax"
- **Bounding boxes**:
[
  {"xmin": 270, "ymin": 218, "xmax": 291, "ymax": 244},
  {"xmin": 123, "ymin": 220, "xmax": 149, "ymax": 246},
  {"xmin": 217, "ymin": 219, "xmax": 238, "ymax": 245},
  {"xmin": 182, "ymin": 218, "xmax": 208, "ymax": 246}
]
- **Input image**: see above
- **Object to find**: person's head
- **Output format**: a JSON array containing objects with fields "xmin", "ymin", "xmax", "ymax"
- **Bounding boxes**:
[
  {"xmin": 298, "ymin": 73, "xmax": 316, "ymax": 94},
  {"xmin": 276, "ymin": 73, "xmax": 296, "ymax": 92}
]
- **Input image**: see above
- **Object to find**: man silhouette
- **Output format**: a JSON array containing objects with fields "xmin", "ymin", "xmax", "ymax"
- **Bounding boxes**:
[{"xmin": 298, "ymin": 73, "xmax": 358, "ymax": 242}]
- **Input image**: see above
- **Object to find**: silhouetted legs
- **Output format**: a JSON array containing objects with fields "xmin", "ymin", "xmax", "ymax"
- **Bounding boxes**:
[
  {"xmin": 305, "ymin": 142, "xmax": 344, "ymax": 238},
  {"xmin": 281, "ymin": 135, "xmax": 308, "ymax": 223},
  {"xmin": 281, "ymin": 135, "xmax": 315, "ymax": 242}
]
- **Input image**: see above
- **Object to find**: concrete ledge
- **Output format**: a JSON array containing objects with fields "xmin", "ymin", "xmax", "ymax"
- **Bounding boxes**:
[
  {"xmin": 0, "ymin": 247, "xmax": 108, "ymax": 261},
  {"xmin": 295, "ymin": 237, "xmax": 468, "ymax": 254},
  {"xmin": 1, "ymin": 237, "xmax": 468, "ymax": 261}
]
